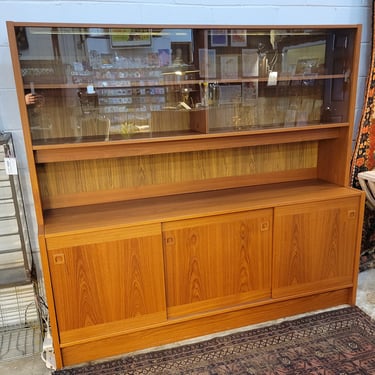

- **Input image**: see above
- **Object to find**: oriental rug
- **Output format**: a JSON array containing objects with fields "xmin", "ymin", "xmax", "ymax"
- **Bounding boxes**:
[{"xmin": 53, "ymin": 306, "xmax": 375, "ymax": 375}]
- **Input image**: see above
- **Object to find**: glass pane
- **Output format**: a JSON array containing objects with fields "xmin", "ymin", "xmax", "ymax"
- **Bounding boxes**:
[{"xmin": 15, "ymin": 26, "xmax": 354, "ymax": 144}]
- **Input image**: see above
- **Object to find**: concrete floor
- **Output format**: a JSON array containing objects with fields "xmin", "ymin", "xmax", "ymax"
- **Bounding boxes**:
[
  {"xmin": 0, "ymin": 354, "xmax": 52, "ymax": 375},
  {"xmin": 0, "ymin": 268, "xmax": 374, "ymax": 375}
]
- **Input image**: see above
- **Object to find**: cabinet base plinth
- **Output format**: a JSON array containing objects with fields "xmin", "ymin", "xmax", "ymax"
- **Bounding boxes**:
[{"xmin": 58, "ymin": 288, "xmax": 353, "ymax": 369}]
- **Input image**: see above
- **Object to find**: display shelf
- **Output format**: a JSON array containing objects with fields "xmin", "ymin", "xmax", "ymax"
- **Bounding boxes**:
[
  {"xmin": 24, "ymin": 73, "xmax": 347, "ymax": 89},
  {"xmin": 31, "ymin": 123, "xmax": 345, "ymax": 163}
]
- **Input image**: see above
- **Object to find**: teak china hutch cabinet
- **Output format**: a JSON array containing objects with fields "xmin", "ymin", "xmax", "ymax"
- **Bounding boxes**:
[{"xmin": 7, "ymin": 22, "xmax": 365, "ymax": 369}]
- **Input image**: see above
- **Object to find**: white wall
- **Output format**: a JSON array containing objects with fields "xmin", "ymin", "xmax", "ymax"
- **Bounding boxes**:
[{"xmin": 0, "ymin": 0, "xmax": 372, "ymax": 280}]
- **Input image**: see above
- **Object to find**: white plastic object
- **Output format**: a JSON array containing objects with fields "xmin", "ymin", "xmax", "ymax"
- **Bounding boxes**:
[{"xmin": 41, "ymin": 331, "xmax": 56, "ymax": 370}]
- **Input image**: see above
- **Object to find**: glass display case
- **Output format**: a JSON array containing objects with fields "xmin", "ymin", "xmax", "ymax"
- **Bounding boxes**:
[{"xmin": 10, "ymin": 26, "xmax": 356, "ymax": 145}]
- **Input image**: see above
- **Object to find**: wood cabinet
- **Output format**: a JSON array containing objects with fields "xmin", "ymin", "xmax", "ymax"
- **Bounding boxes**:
[{"xmin": 6, "ymin": 23, "xmax": 365, "ymax": 369}]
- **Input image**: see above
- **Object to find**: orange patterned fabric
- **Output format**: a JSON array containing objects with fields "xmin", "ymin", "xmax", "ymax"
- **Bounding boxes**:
[
  {"xmin": 351, "ymin": 3, "xmax": 375, "ymax": 186},
  {"xmin": 350, "ymin": 0, "xmax": 375, "ymax": 271}
]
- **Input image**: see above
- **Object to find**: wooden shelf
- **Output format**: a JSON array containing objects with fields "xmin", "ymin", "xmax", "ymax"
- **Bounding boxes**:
[
  {"xmin": 43, "ymin": 180, "xmax": 361, "ymax": 238},
  {"xmin": 33, "ymin": 124, "xmax": 346, "ymax": 163}
]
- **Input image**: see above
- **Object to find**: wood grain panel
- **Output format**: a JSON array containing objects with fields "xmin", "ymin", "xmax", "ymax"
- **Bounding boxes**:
[
  {"xmin": 38, "ymin": 142, "xmax": 317, "ymax": 208},
  {"xmin": 48, "ymin": 226, "xmax": 166, "ymax": 332},
  {"xmin": 41, "ymin": 168, "xmax": 316, "ymax": 209},
  {"xmin": 46, "ymin": 223, "xmax": 161, "ymax": 249},
  {"xmin": 272, "ymin": 197, "xmax": 361, "ymax": 298},
  {"xmin": 163, "ymin": 210, "xmax": 272, "ymax": 318},
  {"xmin": 151, "ymin": 110, "xmax": 190, "ymax": 132},
  {"xmin": 318, "ymin": 127, "xmax": 351, "ymax": 186}
]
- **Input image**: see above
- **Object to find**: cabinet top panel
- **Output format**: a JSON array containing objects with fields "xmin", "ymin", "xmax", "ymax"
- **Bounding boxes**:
[
  {"xmin": 42, "ymin": 180, "xmax": 362, "ymax": 238},
  {"xmin": 7, "ymin": 23, "xmax": 360, "ymax": 147}
]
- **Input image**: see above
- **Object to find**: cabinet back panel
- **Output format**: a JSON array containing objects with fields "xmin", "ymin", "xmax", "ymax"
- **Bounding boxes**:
[{"xmin": 37, "ymin": 142, "xmax": 318, "ymax": 209}]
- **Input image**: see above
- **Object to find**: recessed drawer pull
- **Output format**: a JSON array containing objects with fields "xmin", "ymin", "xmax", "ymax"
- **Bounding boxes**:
[
  {"xmin": 52, "ymin": 254, "xmax": 65, "ymax": 265},
  {"xmin": 165, "ymin": 236, "xmax": 175, "ymax": 245},
  {"xmin": 260, "ymin": 221, "xmax": 269, "ymax": 231},
  {"xmin": 348, "ymin": 210, "xmax": 356, "ymax": 219}
]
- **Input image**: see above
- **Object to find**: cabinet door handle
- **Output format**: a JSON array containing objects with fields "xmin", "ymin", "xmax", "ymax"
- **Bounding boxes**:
[
  {"xmin": 164, "ymin": 236, "xmax": 175, "ymax": 245},
  {"xmin": 260, "ymin": 221, "xmax": 269, "ymax": 231},
  {"xmin": 52, "ymin": 254, "xmax": 65, "ymax": 265},
  {"xmin": 348, "ymin": 210, "xmax": 356, "ymax": 219}
]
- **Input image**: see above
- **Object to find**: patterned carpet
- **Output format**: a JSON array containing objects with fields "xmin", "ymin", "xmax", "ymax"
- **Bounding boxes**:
[{"xmin": 53, "ymin": 306, "xmax": 375, "ymax": 374}]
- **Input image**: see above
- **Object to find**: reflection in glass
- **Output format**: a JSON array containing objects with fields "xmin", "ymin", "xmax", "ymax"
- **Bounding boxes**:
[{"xmin": 14, "ymin": 26, "xmax": 353, "ymax": 144}]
